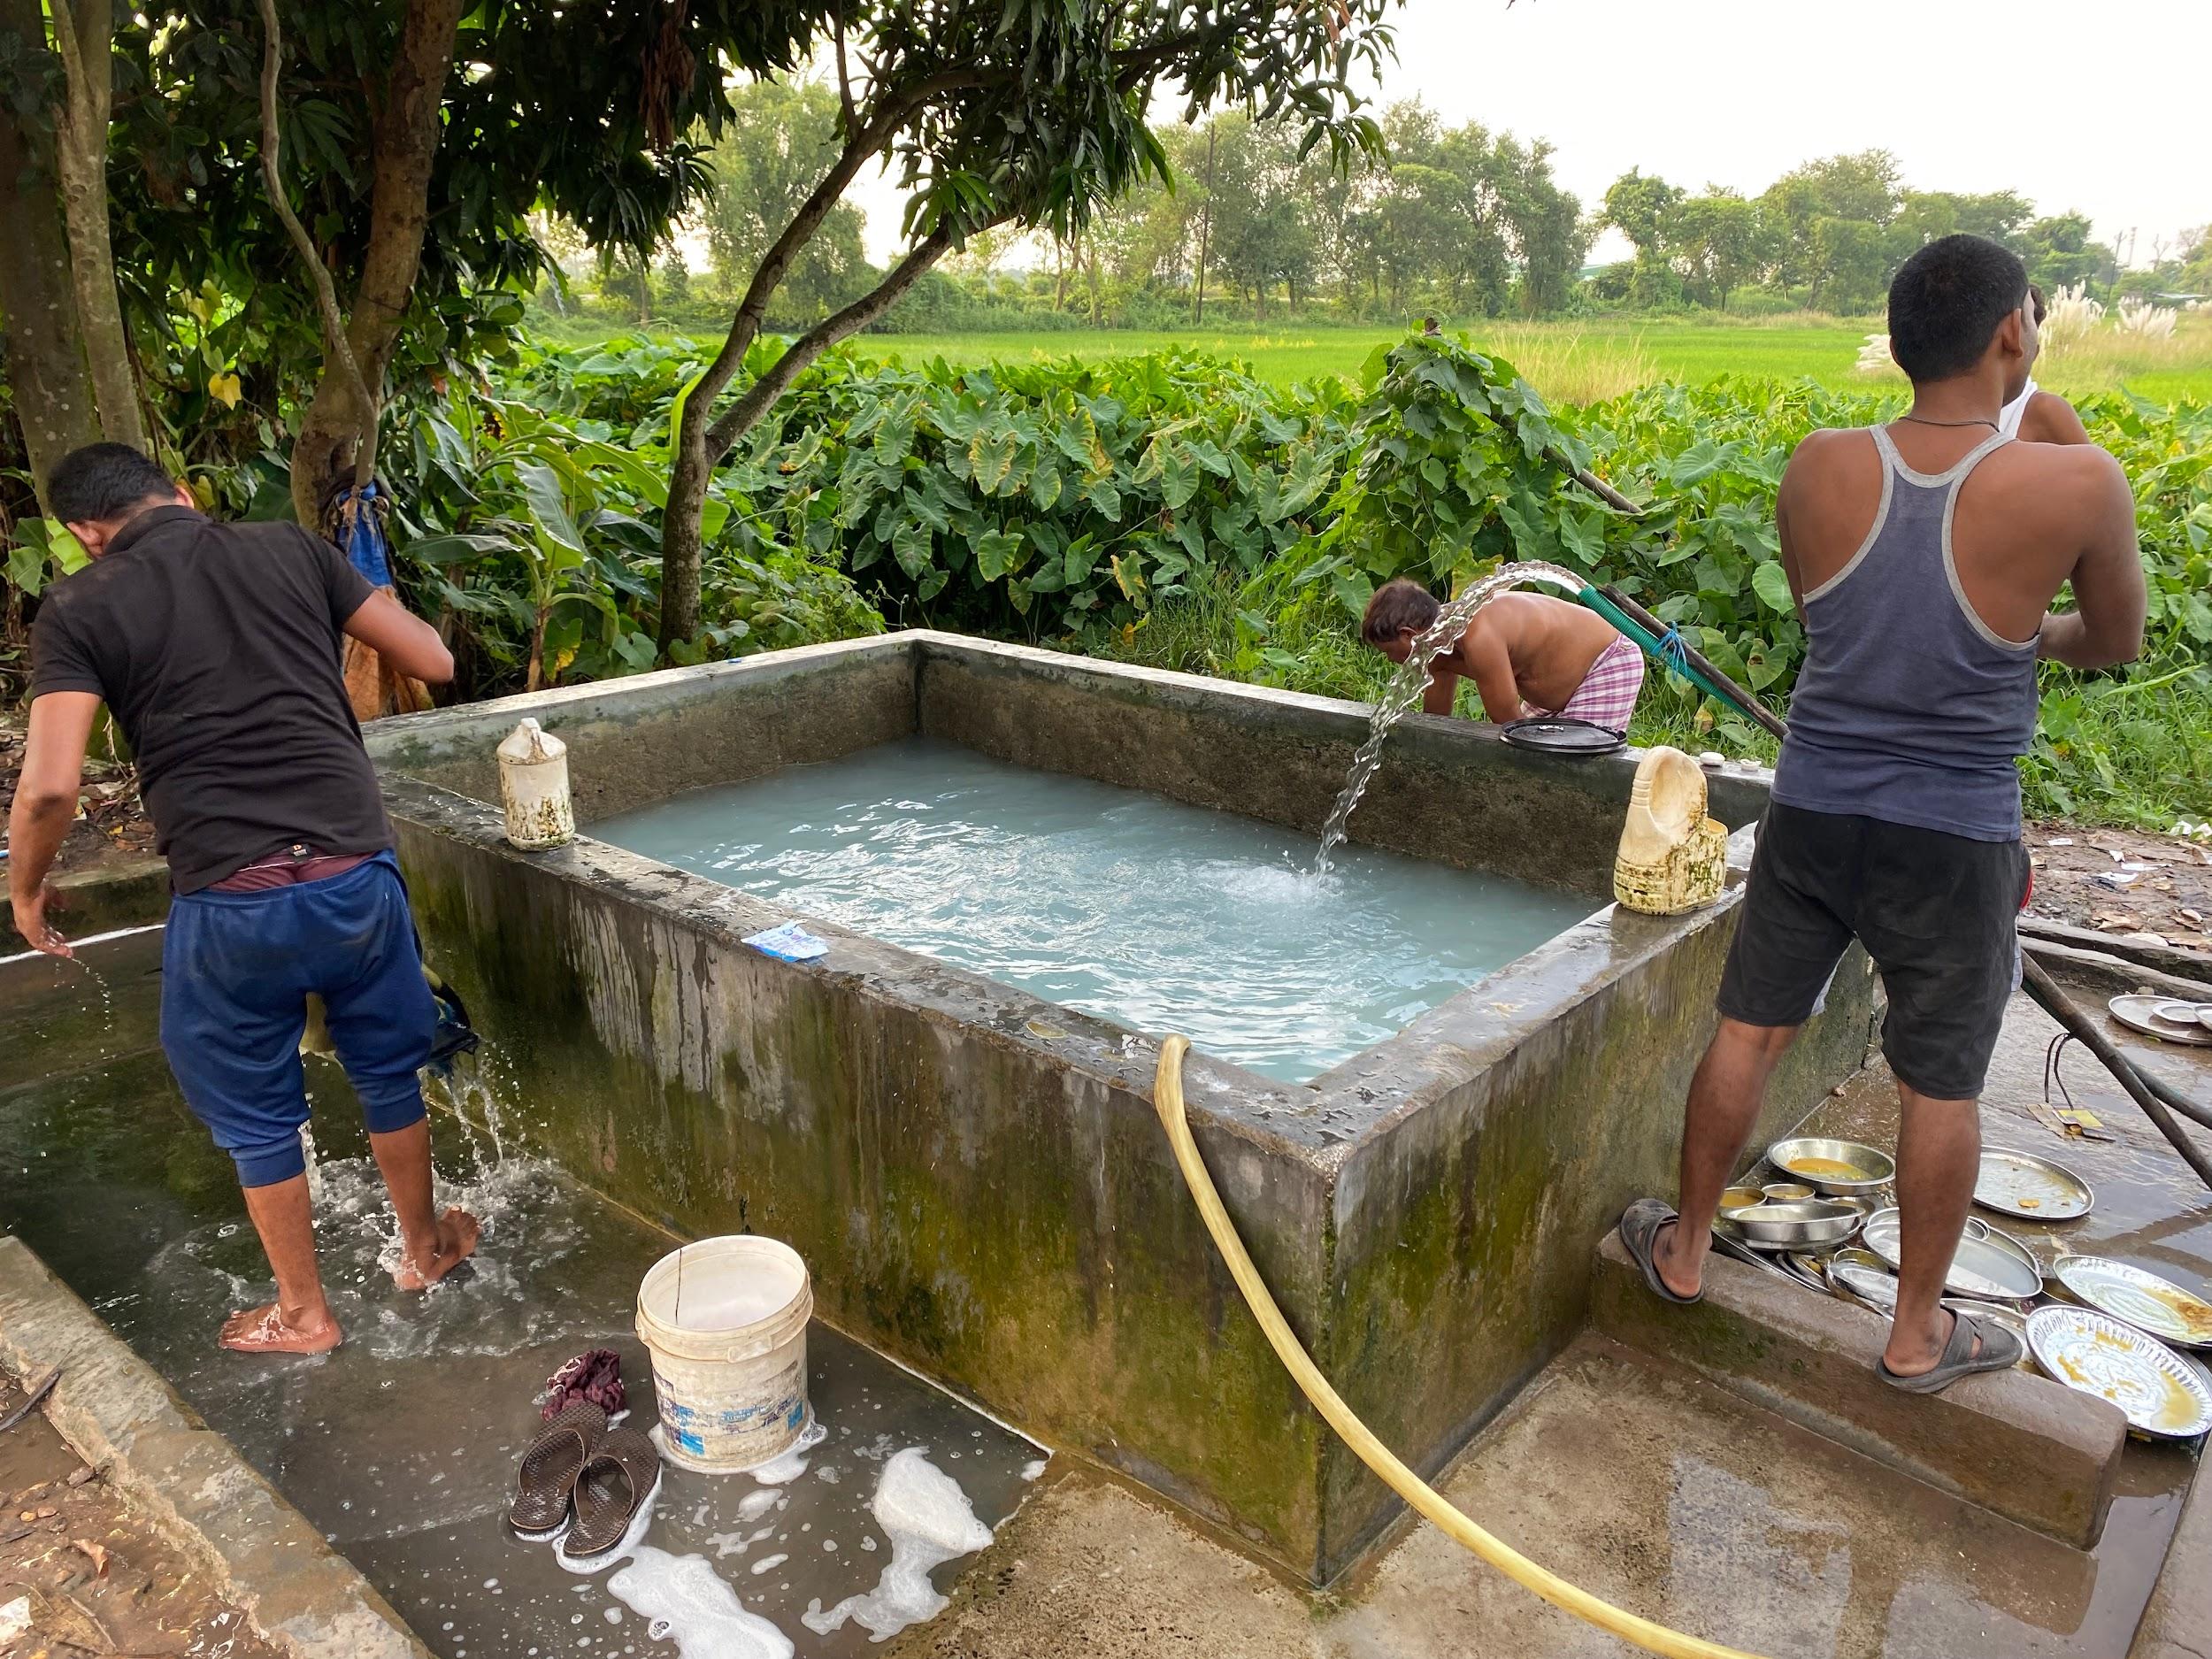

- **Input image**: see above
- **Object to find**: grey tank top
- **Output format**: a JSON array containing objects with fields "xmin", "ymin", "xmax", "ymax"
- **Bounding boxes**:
[{"xmin": 1770, "ymin": 426, "xmax": 2039, "ymax": 842}]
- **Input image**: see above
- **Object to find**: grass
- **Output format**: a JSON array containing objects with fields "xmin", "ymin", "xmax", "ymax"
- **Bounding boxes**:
[{"xmin": 533, "ymin": 310, "xmax": 2212, "ymax": 405}]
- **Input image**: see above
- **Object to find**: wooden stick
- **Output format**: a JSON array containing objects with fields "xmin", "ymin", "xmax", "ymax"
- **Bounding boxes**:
[
  {"xmin": 1597, "ymin": 584, "xmax": 1791, "ymax": 742},
  {"xmin": 2022, "ymin": 956, "xmax": 2212, "ymax": 1191}
]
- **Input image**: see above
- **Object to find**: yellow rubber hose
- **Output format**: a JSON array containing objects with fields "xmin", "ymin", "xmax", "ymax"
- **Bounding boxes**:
[{"xmin": 1152, "ymin": 1036, "xmax": 1771, "ymax": 1659}]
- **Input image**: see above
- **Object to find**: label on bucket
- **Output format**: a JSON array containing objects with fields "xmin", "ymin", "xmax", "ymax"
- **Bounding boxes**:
[{"xmin": 653, "ymin": 1357, "xmax": 807, "ymax": 1466}]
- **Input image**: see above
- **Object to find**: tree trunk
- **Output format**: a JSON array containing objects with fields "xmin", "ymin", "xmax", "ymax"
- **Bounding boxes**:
[
  {"xmin": 40, "ymin": 0, "xmax": 142, "ymax": 452},
  {"xmin": 657, "ymin": 431, "xmax": 714, "ymax": 650},
  {"xmin": 288, "ymin": 0, "xmax": 468, "ymax": 526},
  {"xmin": 0, "ymin": 53, "xmax": 101, "ymax": 512},
  {"xmin": 657, "ymin": 229, "xmax": 959, "ymax": 660}
]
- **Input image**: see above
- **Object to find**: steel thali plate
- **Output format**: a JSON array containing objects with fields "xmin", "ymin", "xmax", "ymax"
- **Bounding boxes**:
[
  {"xmin": 2055, "ymin": 1256, "xmax": 2212, "ymax": 1350},
  {"xmin": 1973, "ymin": 1148, "xmax": 2093, "ymax": 1222},
  {"xmin": 2026, "ymin": 1306, "xmax": 2212, "ymax": 1440}
]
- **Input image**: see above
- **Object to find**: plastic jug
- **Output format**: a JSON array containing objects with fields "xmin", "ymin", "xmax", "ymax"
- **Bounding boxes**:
[{"xmin": 498, "ymin": 718, "xmax": 573, "ymax": 849}]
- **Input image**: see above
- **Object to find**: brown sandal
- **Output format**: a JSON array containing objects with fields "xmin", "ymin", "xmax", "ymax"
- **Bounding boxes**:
[
  {"xmin": 559, "ymin": 1427, "xmax": 662, "ymax": 1567},
  {"xmin": 507, "ymin": 1402, "xmax": 607, "ymax": 1540}
]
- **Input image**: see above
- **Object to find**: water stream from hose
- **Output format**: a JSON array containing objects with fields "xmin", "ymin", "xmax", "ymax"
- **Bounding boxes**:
[{"xmin": 1315, "ymin": 561, "xmax": 1589, "ymax": 870}]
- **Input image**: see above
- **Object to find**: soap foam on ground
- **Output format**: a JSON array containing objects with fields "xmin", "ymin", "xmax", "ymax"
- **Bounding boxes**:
[
  {"xmin": 745, "ymin": 1418, "xmax": 826, "ymax": 1485},
  {"xmin": 800, "ymin": 1448, "xmax": 993, "ymax": 1641},
  {"xmin": 605, "ymin": 1547, "xmax": 793, "ymax": 1659}
]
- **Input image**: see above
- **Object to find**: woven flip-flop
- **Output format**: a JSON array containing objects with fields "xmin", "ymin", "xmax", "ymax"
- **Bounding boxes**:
[
  {"xmin": 507, "ymin": 1402, "xmax": 608, "ymax": 1540},
  {"xmin": 1618, "ymin": 1198, "xmax": 1701, "ymax": 1305},
  {"xmin": 559, "ymin": 1427, "xmax": 662, "ymax": 1569},
  {"xmin": 1878, "ymin": 1310, "xmax": 2023, "ymax": 1394}
]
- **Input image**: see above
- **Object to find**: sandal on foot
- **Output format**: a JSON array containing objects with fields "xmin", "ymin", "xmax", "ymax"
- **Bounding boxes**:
[
  {"xmin": 1619, "ymin": 1198, "xmax": 1701, "ymax": 1306},
  {"xmin": 559, "ymin": 1427, "xmax": 662, "ymax": 1569},
  {"xmin": 507, "ymin": 1401, "xmax": 608, "ymax": 1540},
  {"xmin": 1878, "ymin": 1310, "xmax": 2023, "ymax": 1394}
]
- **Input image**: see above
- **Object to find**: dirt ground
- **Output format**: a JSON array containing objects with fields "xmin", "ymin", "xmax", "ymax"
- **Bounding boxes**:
[
  {"xmin": 0, "ymin": 1368, "xmax": 282, "ymax": 1659},
  {"xmin": 2025, "ymin": 818, "xmax": 2212, "ymax": 956},
  {"xmin": 0, "ymin": 719, "xmax": 155, "ymax": 880}
]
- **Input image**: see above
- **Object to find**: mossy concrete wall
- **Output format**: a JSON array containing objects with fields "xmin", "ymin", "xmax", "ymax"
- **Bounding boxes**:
[{"xmin": 367, "ymin": 633, "xmax": 1874, "ymax": 1584}]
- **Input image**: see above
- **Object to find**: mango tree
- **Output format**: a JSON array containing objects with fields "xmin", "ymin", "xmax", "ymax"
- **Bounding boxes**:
[{"xmin": 654, "ymin": 0, "xmax": 1404, "ymax": 659}]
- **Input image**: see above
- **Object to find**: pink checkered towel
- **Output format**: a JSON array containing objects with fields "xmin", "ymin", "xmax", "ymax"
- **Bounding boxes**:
[{"xmin": 1526, "ymin": 634, "xmax": 1645, "ymax": 734}]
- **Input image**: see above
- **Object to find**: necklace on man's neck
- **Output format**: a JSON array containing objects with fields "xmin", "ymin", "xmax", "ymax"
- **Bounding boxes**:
[{"xmin": 1897, "ymin": 414, "xmax": 1998, "ymax": 431}]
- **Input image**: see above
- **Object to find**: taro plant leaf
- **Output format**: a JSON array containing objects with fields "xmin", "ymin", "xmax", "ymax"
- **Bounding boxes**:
[
  {"xmin": 892, "ymin": 519, "xmax": 933, "ymax": 580},
  {"xmin": 1751, "ymin": 560, "xmax": 1796, "ymax": 615},
  {"xmin": 973, "ymin": 530, "xmax": 1024, "ymax": 582}
]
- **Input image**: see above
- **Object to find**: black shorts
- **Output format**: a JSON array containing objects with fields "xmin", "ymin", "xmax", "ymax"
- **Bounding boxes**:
[{"xmin": 1717, "ymin": 803, "xmax": 2030, "ymax": 1100}]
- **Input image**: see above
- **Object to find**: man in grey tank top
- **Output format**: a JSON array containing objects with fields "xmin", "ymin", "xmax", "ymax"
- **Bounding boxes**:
[{"xmin": 1621, "ymin": 235, "xmax": 2145, "ymax": 1392}]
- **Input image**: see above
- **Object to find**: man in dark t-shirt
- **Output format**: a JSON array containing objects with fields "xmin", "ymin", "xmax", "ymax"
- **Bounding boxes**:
[{"xmin": 9, "ymin": 443, "xmax": 479, "ymax": 1356}]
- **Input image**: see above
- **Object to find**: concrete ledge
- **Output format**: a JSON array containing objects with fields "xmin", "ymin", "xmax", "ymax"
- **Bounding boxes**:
[
  {"xmin": 0, "ymin": 1236, "xmax": 430, "ymax": 1659},
  {"xmin": 2130, "ymin": 1462, "xmax": 2212, "ymax": 1659},
  {"xmin": 1592, "ymin": 1232, "xmax": 2126, "ymax": 1548},
  {"xmin": 0, "ymin": 855, "xmax": 168, "ymax": 947}
]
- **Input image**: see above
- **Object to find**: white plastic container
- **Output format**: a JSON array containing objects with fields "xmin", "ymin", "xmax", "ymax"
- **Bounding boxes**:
[
  {"xmin": 497, "ymin": 718, "xmax": 573, "ymax": 849},
  {"xmin": 636, "ymin": 1235, "xmax": 812, "ymax": 1473}
]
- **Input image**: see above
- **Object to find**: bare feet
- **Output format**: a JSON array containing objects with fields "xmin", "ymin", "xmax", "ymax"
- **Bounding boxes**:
[
  {"xmin": 219, "ymin": 1302, "xmax": 342, "ymax": 1355},
  {"xmin": 1650, "ymin": 1218, "xmax": 1704, "ymax": 1302},
  {"xmin": 391, "ymin": 1208, "xmax": 481, "ymax": 1291}
]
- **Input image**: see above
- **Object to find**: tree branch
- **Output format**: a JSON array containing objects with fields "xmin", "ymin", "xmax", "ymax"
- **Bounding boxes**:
[
  {"xmin": 256, "ymin": 0, "xmax": 376, "ymax": 488},
  {"xmin": 677, "ymin": 67, "xmax": 991, "ymax": 468},
  {"xmin": 833, "ymin": 3, "xmax": 854, "ymax": 134},
  {"xmin": 705, "ymin": 227, "xmax": 960, "ymax": 458}
]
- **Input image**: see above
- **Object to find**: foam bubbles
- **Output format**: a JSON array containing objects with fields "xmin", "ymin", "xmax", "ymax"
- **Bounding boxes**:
[
  {"xmin": 604, "ymin": 1548, "xmax": 792, "ymax": 1659},
  {"xmin": 800, "ymin": 1448, "xmax": 992, "ymax": 1641},
  {"xmin": 744, "ymin": 1419, "xmax": 826, "ymax": 1486}
]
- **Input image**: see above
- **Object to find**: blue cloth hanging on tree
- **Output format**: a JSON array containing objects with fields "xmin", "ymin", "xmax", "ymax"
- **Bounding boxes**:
[{"xmin": 331, "ymin": 480, "xmax": 393, "ymax": 588}]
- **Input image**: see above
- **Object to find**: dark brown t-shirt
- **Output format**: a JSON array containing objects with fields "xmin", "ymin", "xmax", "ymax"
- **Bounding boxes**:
[{"xmin": 28, "ymin": 505, "xmax": 394, "ymax": 893}]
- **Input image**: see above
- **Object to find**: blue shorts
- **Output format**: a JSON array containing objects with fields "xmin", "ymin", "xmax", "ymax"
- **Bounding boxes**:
[{"xmin": 160, "ymin": 851, "xmax": 435, "ymax": 1187}]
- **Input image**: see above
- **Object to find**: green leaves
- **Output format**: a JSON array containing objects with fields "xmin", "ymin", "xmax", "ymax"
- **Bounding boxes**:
[
  {"xmin": 1750, "ymin": 560, "xmax": 1795, "ymax": 614},
  {"xmin": 973, "ymin": 530, "xmax": 1025, "ymax": 582}
]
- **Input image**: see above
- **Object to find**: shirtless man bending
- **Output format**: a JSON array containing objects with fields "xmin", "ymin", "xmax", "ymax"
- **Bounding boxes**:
[
  {"xmin": 1619, "ymin": 234, "xmax": 2144, "ymax": 1393},
  {"xmin": 1361, "ymin": 582, "xmax": 1645, "ymax": 734}
]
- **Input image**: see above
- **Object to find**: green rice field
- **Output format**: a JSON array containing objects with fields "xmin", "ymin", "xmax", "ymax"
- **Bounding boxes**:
[{"xmin": 537, "ymin": 313, "xmax": 2212, "ymax": 405}]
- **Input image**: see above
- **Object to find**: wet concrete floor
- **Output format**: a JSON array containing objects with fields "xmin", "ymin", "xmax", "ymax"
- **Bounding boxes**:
[
  {"xmin": 880, "ymin": 974, "xmax": 2209, "ymax": 1659},
  {"xmin": 0, "ymin": 929, "xmax": 1043, "ymax": 1658}
]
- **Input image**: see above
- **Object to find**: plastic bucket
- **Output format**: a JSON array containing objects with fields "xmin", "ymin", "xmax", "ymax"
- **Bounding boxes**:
[{"xmin": 635, "ymin": 1235, "xmax": 812, "ymax": 1474}]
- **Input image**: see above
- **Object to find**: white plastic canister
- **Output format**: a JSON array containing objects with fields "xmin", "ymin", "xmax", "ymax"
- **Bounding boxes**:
[
  {"xmin": 636, "ymin": 1236, "xmax": 812, "ymax": 1474},
  {"xmin": 497, "ymin": 718, "xmax": 573, "ymax": 849}
]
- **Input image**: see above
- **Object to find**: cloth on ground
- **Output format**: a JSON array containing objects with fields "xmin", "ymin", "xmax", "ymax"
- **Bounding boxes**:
[
  {"xmin": 1525, "ymin": 634, "xmax": 1646, "ymax": 733},
  {"xmin": 544, "ymin": 1348, "xmax": 627, "ymax": 1422},
  {"xmin": 162, "ymin": 851, "xmax": 436, "ymax": 1187}
]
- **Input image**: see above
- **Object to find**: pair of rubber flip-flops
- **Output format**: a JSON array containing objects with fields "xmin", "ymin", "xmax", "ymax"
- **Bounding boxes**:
[
  {"xmin": 1617, "ymin": 1198, "xmax": 2023, "ymax": 1393},
  {"xmin": 506, "ymin": 1402, "xmax": 661, "ymax": 1565}
]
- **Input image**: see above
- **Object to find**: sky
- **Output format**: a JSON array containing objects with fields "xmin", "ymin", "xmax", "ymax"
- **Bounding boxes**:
[{"xmin": 849, "ymin": 0, "xmax": 2209, "ymax": 270}]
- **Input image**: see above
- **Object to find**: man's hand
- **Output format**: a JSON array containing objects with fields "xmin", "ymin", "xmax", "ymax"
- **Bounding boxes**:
[{"xmin": 10, "ymin": 886, "xmax": 71, "ymax": 959}]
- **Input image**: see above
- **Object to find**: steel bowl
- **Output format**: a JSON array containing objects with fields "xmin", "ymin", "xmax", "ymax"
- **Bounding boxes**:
[
  {"xmin": 1765, "ymin": 1136, "xmax": 1897, "ymax": 1196},
  {"xmin": 1763, "ymin": 1182, "xmax": 1816, "ymax": 1204},
  {"xmin": 1719, "ymin": 1186, "xmax": 1767, "ymax": 1212},
  {"xmin": 1721, "ymin": 1198, "xmax": 1862, "ymax": 1248}
]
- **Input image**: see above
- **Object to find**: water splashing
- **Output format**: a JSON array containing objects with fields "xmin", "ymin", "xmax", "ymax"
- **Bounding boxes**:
[{"xmin": 1315, "ymin": 561, "xmax": 1588, "ymax": 871}]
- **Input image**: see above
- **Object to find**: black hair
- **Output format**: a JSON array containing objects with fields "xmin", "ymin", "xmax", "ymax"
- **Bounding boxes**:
[
  {"xmin": 1886, "ymin": 234, "xmax": 2030, "ymax": 382},
  {"xmin": 45, "ymin": 442, "xmax": 179, "ymax": 525},
  {"xmin": 1362, "ymin": 578, "xmax": 1442, "ymax": 646}
]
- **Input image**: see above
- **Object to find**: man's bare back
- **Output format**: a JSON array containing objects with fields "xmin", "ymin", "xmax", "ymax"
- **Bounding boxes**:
[
  {"xmin": 1426, "ymin": 591, "xmax": 1620, "ymax": 720},
  {"xmin": 1778, "ymin": 423, "xmax": 2139, "ymax": 664}
]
